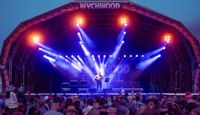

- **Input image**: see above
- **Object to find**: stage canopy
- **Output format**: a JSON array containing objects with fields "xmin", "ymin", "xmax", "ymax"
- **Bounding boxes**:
[{"xmin": 1, "ymin": 1, "xmax": 200, "ymax": 93}]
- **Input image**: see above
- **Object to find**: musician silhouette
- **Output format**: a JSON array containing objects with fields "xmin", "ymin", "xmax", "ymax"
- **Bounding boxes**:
[{"xmin": 95, "ymin": 72, "xmax": 103, "ymax": 92}]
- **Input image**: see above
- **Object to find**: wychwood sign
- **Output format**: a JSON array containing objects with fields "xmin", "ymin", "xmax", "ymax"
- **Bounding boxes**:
[{"xmin": 79, "ymin": 2, "xmax": 121, "ymax": 9}]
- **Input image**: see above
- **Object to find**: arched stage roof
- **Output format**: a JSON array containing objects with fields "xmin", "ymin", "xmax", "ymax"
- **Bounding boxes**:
[{"xmin": 1, "ymin": 0, "xmax": 200, "ymax": 92}]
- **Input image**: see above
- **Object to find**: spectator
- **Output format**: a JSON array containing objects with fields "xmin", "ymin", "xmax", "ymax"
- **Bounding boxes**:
[
  {"xmin": 44, "ymin": 97, "xmax": 63, "ymax": 115},
  {"xmin": 116, "ymin": 99, "xmax": 129, "ymax": 115},
  {"xmin": 65, "ymin": 105, "xmax": 76, "ymax": 115}
]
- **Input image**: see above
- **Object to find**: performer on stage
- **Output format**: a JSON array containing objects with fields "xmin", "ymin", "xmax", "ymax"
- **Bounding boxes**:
[{"xmin": 95, "ymin": 72, "xmax": 103, "ymax": 92}]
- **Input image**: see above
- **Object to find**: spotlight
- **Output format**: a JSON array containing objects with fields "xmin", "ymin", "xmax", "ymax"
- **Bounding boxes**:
[
  {"xmin": 33, "ymin": 36, "xmax": 40, "ymax": 43},
  {"xmin": 130, "ymin": 55, "xmax": 132, "ymax": 57},
  {"xmin": 122, "ymin": 41, "xmax": 125, "ymax": 44},
  {"xmin": 98, "ymin": 55, "xmax": 100, "ymax": 58},
  {"xmin": 136, "ymin": 55, "xmax": 138, "ymax": 57},
  {"xmin": 28, "ymin": 33, "xmax": 43, "ymax": 45},
  {"xmin": 124, "ymin": 55, "xmax": 126, "ymax": 58},
  {"xmin": 59, "ymin": 55, "xmax": 64, "ymax": 59},
  {"xmin": 109, "ymin": 55, "xmax": 112, "ymax": 58},
  {"xmin": 71, "ymin": 55, "xmax": 74, "ymax": 58},
  {"xmin": 119, "ymin": 16, "xmax": 128, "ymax": 26},
  {"xmin": 75, "ymin": 16, "xmax": 84, "ymax": 27},
  {"xmin": 163, "ymin": 34, "xmax": 172, "ymax": 43},
  {"xmin": 123, "ymin": 31, "xmax": 126, "ymax": 35},
  {"xmin": 158, "ymin": 54, "xmax": 161, "ymax": 57},
  {"xmin": 92, "ymin": 55, "xmax": 94, "ymax": 58},
  {"xmin": 162, "ymin": 46, "xmax": 166, "ymax": 50},
  {"xmin": 104, "ymin": 55, "xmax": 106, "ymax": 58},
  {"xmin": 141, "ymin": 55, "xmax": 144, "ymax": 58},
  {"xmin": 79, "ymin": 41, "xmax": 83, "ymax": 44}
]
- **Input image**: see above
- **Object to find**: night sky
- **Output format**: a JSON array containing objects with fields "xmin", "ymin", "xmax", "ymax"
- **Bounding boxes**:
[{"xmin": 0, "ymin": 0, "xmax": 200, "ymax": 50}]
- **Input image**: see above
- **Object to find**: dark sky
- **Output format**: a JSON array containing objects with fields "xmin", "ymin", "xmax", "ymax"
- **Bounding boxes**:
[{"xmin": 0, "ymin": 0, "xmax": 200, "ymax": 50}]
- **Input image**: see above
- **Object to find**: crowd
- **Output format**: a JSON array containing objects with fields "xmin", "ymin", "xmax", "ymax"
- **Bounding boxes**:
[{"xmin": 0, "ymin": 91, "xmax": 200, "ymax": 115}]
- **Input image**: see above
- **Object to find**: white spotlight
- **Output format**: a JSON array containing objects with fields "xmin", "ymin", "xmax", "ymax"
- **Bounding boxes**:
[
  {"xmin": 124, "ymin": 55, "xmax": 126, "ymax": 58},
  {"xmin": 130, "ymin": 55, "xmax": 132, "ymax": 57},
  {"xmin": 136, "ymin": 55, "xmax": 138, "ymax": 57},
  {"xmin": 163, "ymin": 46, "xmax": 166, "ymax": 50}
]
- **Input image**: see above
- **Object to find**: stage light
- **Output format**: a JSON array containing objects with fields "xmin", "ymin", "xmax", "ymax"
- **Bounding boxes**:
[
  {"xmin": 77, "ymin": 32, "xmax": 83, "ymax": 42},
  {"xmin": 33, "ymin": 35, "xmax": 40, "ymax": 43},
  {"xmin": 28, "ymin": 32, "xmax": 43, "ymax": 46},
  {"xmin": 162, "ymin": 46, "xmax": 166, "ymax": 50},
  {"xmin": 122, "ymin": 41, "xmax": 125, "ymax": 44},
  {"xmin": 130, "ymin": 55, "xmax": 132, "ymax": 57},
  {"xmin": 141, "ymin": 55, "xmax": 144, "ymax": 58},
  {"xmin": 109, "ymin": 55, "xmax": 112, "ymax": 58},
  {"xmin": 124, "ymin": 55, "xmax": 126, "ymax": 58},
  {"xmin": 59, "ymin": 55, "xmax": 65, "ymax": 59},
  {"xmin": 79, "ymin": 41, "xmax": 84, "ymax": 45},
  {"xmin": 103, "ymin": 55, "xmax": 106, "ymax": 58},
  {"xmin": 136, "ymin": 55, "xmax": 138, "ymax": 57},
  {"xmin": 119, "ymin": 16, "xmax": 128, "ymax": 26},
  {"xmin": 123, "ymin": 31, "xmax": 126, "ymax": 35},
  {"xmin": 76, "ymin": 16, "xmax": 84, "ymax": 27},
  {"xmin": 163, "ymin": 34, "xmax": 172, "ymax": 43}
]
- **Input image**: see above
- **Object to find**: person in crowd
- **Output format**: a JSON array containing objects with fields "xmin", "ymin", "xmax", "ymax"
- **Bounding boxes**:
[
  {"xmin": 88, "ymin": 102, "xmax": 100, "ymax": 115},
  {"xmin": 65, "ymin": 105, "xmax": 76, "ymax": 115},
  {"xmin": 82, "ymin": 98, "xmax": 94, "ymax": 115},
  {"xmin": 74, "ymin": 100, "xmax": 82, "ymax": 115},
  {"xmin": 115, "ymin": 98, "xmax": 129, "ymax": 115},
  {"xmin": 4, "ymin": 91, "xmax": 19, "ymax": 114},
  {"xmin": 44, "ymin": 97, "xmax": 63, "ymax": 115},
  {"xmin": 190, "ymin": 96, "xmax": 200, "ymax": 115}
]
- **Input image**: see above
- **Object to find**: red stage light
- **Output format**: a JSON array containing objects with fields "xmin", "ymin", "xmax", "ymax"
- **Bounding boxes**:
[
  {"xmin": 33, "ymin": 35, "xmax": 40, "ymax": 43},
  {"xmin": 27, "ymin": 32, "xmax": 43, "ymax": 46},
  {"xmin": 119, "ymin": 16, "xmax": 128, "ymax": 26},
  {"xmin": 163, "ymin": 34, "xmax": 172, "ymax": 43},
  {"xmin": 75, "ymin": 16, "xmax": 84, "ymax": 27}
]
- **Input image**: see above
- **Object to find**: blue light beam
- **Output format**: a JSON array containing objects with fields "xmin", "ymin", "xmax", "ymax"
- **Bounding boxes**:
[
  {"xmin": 136, "ymin": 54, "xmax": 161, "ymax": 70},
  {"xmin": 144, "ymin": 46, "xmax": 166, "ymax": 58},
  {"xmin": 78, "ymin": 27, "xmax": 94, "ymax": 48},
  {"xmin": 43, "ymin": 55, "xmax": 56, "ymax": 62}
]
